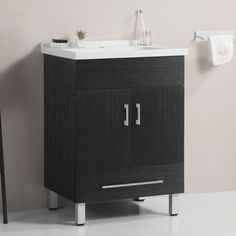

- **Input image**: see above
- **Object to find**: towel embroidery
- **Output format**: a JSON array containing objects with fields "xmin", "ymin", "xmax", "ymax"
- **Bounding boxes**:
[{"xmin": 217, "ymin": 47, "xmax": 228, "ymax": 56}]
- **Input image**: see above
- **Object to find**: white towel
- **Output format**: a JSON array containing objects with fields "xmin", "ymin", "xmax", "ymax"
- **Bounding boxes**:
[{"xmin": 208, "ymin": 35, "xmax": 234, "ymax": 66}]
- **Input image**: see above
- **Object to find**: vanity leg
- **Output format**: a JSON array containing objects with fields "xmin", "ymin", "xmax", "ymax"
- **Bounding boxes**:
[
  {"xmin": 169, "ymin": 194, "xmax": 179, "ymax": 216},
  {"xmin": 48, "ymin": 190, "xmax": 58, "ymax": 210},
  {"xmin": 75, "ymin": 203, "xmax": 86, "ymax": 226},
  {"xmin": 133, "ymin": 197, "xmax": 145, "ymax": 202}
]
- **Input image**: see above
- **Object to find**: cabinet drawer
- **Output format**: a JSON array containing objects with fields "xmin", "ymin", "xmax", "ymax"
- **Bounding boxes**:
[
  {"xmin": 76, "ymin": 56, "xmax": 184, "ymax": 91},
  {"xmin": 75, "ymin": 164, "xmax": 184, "ymax": 203}
]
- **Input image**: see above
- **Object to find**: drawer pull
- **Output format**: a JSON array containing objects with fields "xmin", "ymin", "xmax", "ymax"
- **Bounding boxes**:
[
  {"xmin": 124, "ymin": 104, "xmax": 129, "ymax": 126},
  {"xmin": 102, "ymin": 180, "xmax": 164, "ymax": 189},
  {"xmin": 136, "ymin": 103, "xmax": 141, "ymax": 125}
]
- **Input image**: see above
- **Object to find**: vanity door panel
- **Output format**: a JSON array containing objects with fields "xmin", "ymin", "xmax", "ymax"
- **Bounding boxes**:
[
  {"xmin": 131, "ymin": 86, "xmax": 184, "ymax": 167},
  {"xmin": 75, "ymin": 89, "xmax": 131, "ymax": 173}
]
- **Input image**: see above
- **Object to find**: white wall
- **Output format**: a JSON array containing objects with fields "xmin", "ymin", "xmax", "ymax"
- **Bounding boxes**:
[{"xmin": 1, "ymin": 0, "xmax": 236, "ymax": 212}]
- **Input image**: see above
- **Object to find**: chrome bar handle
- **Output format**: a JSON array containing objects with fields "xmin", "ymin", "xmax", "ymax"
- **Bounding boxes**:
[
  {"xmin": 102, "ymin": 180, "xmax": 164, "ymax": 189},
  {"xmin": 136, "ymin": 103, "xmax": 141, "ymax": 125},
  {"xmin": 124, "ymin": 104, "xmax": 129, "ymax": 126}
]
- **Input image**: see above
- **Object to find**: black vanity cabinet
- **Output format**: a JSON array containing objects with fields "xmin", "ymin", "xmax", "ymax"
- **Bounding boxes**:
[{"xmin": 44, "ymin": 55, "xmax": 184, "ymax": 225}]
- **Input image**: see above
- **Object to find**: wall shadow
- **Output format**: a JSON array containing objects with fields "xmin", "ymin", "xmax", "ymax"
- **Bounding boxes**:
[
  {"xmin": 196, "ymin": 42, "xmax": 212, "ymax": 73},
  {"xmin": 0, "ymin": 44, "xmax": 45, "ymax": 211},
  {"xmin": 122, "ymin": 11, "xmax": 139, "ymax": 40}
]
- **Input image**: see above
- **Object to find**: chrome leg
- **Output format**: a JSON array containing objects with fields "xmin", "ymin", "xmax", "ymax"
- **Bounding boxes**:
[
  {"xmin": 169, "ymin": 194, "xmax": 179, "ymax": 216},
  {"xmin": 133, "ymin": 197, "xmax": 145, "ymax": 202},
  {"xmin": 75, "ymin": 203, "xmax": 85, "ymax": 226},
  {"xmin": 48, "ymin": 190, "xmax": 58, "ymax": 210}
]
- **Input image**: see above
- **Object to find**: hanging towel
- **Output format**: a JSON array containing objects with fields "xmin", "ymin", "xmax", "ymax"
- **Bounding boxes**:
[{"xmin": 208, "ymin": 35, "xmax": 234, "ymax": 66}]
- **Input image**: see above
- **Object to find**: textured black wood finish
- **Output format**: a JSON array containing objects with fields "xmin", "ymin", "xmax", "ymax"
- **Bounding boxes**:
[
  {"xmin": 44, "ymin": 56, "xmax": 76, "ymax": 101},
  {"xmin": 131, "ymin": 86, "xmax": 184, "ymax": 167},
  {"xmin": 75, "ymin": 164, "xmax": 184, "ymax": 203},
  {"xmin": 75, "ymin": 90, "xmax": 131, "ymax": 172},
  {"xmin": 76, "ymin": 56, "xmax": 184, "ymax": 91},
  {"xmin": 44, "ymin": 55, "xmax": 76, "ymax": 201},
  {"xmin": 44, "ymin": 55, "xmax": 185, "ymax": 205}
]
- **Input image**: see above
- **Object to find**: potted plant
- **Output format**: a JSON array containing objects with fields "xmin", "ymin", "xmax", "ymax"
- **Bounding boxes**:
[{"xmin": 76, "ymin": 30, "xmax": 87, "ymax": 48}]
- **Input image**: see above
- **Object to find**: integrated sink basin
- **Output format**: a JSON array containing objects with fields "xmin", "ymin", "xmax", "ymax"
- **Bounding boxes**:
[
  {"xmin": 41, "ymin": 40, "xmax": 188, "ymax": 60},
  {"xmin": 134, "ymin": 46, "xmax": 164, "ymax": 50}
]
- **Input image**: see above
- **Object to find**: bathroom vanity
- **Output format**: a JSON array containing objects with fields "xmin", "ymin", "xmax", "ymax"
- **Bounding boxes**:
[{"xmin": 41, "ymin": 41, "xmax": 188, "ymax": 225}]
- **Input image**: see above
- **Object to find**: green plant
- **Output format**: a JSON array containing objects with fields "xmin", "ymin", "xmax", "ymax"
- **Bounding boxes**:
[{"xmin": 77, "ymin": 30, "xmax": 87, "ymax": 40}]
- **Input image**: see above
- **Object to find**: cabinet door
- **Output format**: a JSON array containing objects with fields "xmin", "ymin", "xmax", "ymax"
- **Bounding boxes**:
[
  {"xmin": 76, "ymin": 90, "xmax": 131, "ymax": 172},
  {"xmin": 131, "ymin": 86, "xmax": 184, "ymax": 167}
]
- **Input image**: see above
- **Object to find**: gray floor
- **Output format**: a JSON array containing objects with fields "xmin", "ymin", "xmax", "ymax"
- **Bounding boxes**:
[{"xmin": 1, "ymin": 191, "xmax": 236, "ymax": 236}]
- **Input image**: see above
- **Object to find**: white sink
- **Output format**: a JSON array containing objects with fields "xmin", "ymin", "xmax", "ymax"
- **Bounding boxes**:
[
  {"xmin": 134, "ymin": 46, "xmax": 164, "ymax": 50},
  {"xmin": 41, "ymin": 40, "xmax": 188, "ymax": 60},
  {"xmin": 72, "ymin": 40, "xmax": 164, "ymax": 50},
  {"xmin": 94, "ymin": 46, "xmax": 165, "ymax": 51}
]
